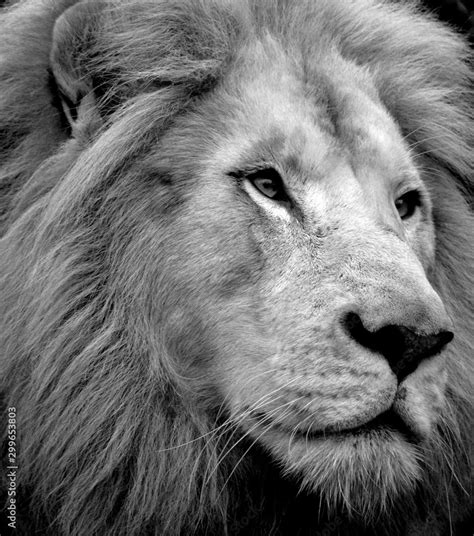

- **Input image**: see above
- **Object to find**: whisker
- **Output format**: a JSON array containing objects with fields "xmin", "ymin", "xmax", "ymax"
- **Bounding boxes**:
[
  {"xmin": 214, "ymin": 397, "xmax": 307, "ymax": 498},
  {"xmin": 200, "ymin": 377, "xmax": 302, "ymax": 490}
]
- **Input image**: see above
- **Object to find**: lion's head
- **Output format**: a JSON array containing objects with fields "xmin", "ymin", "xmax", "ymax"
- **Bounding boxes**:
[{"xmin": 0, "ymin": 1, "xmax": 472, "ymax": 535}]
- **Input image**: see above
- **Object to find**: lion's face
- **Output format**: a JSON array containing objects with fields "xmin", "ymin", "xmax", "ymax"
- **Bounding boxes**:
[{"xmin": 153, "ymin": 43, "xmax": 454, "ymax": 510}]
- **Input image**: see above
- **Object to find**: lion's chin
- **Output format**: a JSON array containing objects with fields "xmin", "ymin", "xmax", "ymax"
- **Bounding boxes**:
[{"xmin": 259, "ymin": 422, "xmax": 423, "ymax": 517}]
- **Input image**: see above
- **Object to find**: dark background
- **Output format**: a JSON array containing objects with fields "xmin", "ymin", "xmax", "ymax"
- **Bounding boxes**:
[{"xmin": 423, "ymin": 0, "xmax": 474, "ymax": 41}]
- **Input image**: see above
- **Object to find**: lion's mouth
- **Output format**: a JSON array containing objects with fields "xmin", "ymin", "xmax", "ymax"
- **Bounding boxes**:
[
  {"xmin": 254, "ymin": 409, "xmax": 417, "ymax": 443},
  {"xmin": 316, "ymin": 409, "xmax": 417, "ymax": 442}
]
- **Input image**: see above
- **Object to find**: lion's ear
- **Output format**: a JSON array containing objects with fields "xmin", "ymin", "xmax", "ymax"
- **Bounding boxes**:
[{"xmin": 50, "ymin": 2, "xmax": 106, "ymax": 137}]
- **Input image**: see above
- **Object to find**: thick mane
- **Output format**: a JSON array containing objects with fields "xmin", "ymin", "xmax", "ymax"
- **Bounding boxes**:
[{"xmin": 0, "ymin": 1, "xmax": 472, "ymax": 535}]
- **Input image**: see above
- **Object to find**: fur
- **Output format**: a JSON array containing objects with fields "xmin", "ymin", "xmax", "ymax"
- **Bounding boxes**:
[{"xmin": 0, "ymin": 1, "xmax": 472, "ymax": 535}]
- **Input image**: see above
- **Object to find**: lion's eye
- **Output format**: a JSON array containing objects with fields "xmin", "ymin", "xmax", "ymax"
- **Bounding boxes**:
[
  {"xmin": 395, "ymin": 191, "xmax": 421, "ymax": 220},
  {"xmin": 247, "ymin": 168, "xmax": 288, "ymax": 202}
]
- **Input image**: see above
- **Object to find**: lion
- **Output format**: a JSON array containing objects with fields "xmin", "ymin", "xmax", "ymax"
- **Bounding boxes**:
[{"xmin": 0, "ymin": 0, "xmax": 472, "ymax": 534}]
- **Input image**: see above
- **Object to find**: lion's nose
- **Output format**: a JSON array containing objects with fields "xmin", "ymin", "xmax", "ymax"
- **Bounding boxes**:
[{"xmin": 343, "ymin": 312, "xmax": 454, "ymax": 382}]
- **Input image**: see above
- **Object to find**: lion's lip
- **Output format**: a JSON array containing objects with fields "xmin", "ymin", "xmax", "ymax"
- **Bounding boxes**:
[
  {"xmin": 311, "ymin": 409, "xmax": 418, "ymax": 441},
  {"xmin": 255, "ymin": 408, "xmax": 418, "ymax": 443}
]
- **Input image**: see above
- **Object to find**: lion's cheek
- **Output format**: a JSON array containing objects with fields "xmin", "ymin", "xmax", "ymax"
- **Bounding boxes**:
[{"xmin": 217, "ymin": 349, "xmax": 397, "ymax": 433}]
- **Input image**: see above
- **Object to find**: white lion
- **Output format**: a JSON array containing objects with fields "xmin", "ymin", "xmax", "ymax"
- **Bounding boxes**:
[{"xmin": 0, "ymin": 1, "xmax": 472, "ymax": 535}]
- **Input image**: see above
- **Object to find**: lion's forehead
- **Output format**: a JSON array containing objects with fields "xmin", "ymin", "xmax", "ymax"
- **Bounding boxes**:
[{"xmin": 203, "ymin": 44, "xmax": 415, "ymax": 195}]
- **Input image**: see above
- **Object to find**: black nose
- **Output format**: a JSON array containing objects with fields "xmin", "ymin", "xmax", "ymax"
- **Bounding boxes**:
[{"xmin": 344, "ymin": 312, "xmax": 453, "ymax": 382}]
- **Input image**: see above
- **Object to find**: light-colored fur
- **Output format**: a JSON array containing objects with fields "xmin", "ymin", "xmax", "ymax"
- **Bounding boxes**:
[{"xmin": 0, "ymin": 1, "xmax": 472, "ymax": 535}]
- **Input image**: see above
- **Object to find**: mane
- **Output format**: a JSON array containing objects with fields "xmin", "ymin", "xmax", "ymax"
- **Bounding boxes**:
[{"xmin": 0, "ymin": 1, "xmax": 472, "ymax": 535}]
